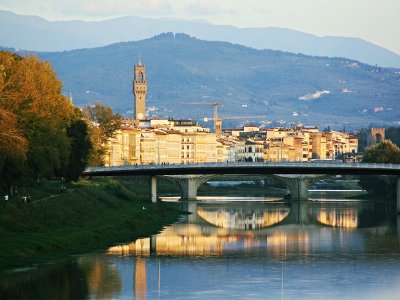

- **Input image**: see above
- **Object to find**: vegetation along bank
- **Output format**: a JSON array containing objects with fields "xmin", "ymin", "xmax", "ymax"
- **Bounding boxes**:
[{"xmin": 0, "ymin": 177, "xmax": 182, "ymax": 270}]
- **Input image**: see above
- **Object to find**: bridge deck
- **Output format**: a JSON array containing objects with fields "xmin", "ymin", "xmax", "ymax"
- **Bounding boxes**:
[{"xmin": 84, "ymin": 162, "xmax": 400, "ymax": 177}]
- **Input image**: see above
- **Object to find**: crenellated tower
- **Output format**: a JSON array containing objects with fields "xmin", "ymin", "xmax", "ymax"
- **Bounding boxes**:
[{"xmin": 133, "ymin": 55, "xmax": 147, "ymax": 120}]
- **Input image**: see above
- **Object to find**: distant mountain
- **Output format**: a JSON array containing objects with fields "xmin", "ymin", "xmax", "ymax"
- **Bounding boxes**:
[
  {"xmin": 1, "ymin": 10, "xmax": 400, "ymax": 68},
  {"xmin": 8, "ymin": 33, "xmax": 395, "ymax": 129}
]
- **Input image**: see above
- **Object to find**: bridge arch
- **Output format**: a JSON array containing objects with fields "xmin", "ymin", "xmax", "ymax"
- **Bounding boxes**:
[
  {"xmin": 163, "ymin": 175, "xmax": 217, "ymax": 200},
  {"xmin": 272, "ymin": 174, "xmax": 330, "ymax": 200}
]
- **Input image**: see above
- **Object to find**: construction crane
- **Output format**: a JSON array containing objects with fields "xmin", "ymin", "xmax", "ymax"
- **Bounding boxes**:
[
  {"xmin": 179, "ymin": 101, "xmax": 266, "ymax": 135},
  {"xmin": 179, "ymin": 102, "xmax": 224, "ymax": 134},
  {"xmin": 204, "ymin": 115, "xmax": 266, "ymax": 131}
]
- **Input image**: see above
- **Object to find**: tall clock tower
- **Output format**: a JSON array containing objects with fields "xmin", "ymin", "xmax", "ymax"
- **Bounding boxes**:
[{"xmin": 133, "ymin": 55, "xmax": 147, "ymax": 120}]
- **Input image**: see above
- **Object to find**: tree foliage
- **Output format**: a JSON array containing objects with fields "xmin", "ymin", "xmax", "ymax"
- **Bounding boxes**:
[
  {"xmin": 65, "ymin": 119, "xmax": 92, "ymax": 182},
  {"xmin": 83, "ymin": 103, "xmax": 122, "ymax": 167},
  {"xmin": 83, "ymin": 103, "xmax": 121, "ymax": 143},
  {"xmin": 0, "ymin": 108, "xmax": 27, "ymax": 164},
  {"xmin": 362, "ymin": 140, "xmax": 400, "ymax": 164},
  {"xmin": 360, "ymin": 140, "xmax": 400, "ymax": 199},
  {"xmin": 0, "ymin": 51, "xmax": 102, "ymax": 191}
]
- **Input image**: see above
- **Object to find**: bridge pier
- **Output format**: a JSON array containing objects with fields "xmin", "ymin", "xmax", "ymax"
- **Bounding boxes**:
[
  {"xmin": 397, "ymin": 176, "xmax": 400, "ymax": 214},
  {"xmin": 272, "ymin": 174, "xmax": 329, "ymax": 200},
  {"xmin": 278, "ymin": 200, "xmax": 311, "ymax": 225},
  {"xmin": 289, "ymin": 200, "xmax": 311, "ymax": 224},
  {"xmin": 164, "ymin": 175, "xmax": 216, "ymax": 200},
  {"xmin": 180, "ymin": 201, "xmax": 199, "ymax": 223},
  {"xmin": 150, "ymin": 235, "xmax": 157, "ymax": 254},
  {"xmin": 151, "ymin": 175, "xmax": 157, "ymax": 203}
]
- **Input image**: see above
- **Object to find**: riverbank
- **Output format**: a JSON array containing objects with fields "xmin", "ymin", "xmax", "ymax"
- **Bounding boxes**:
[{"xmin": 0, "ymin": 177, "xmax": 182, "ymax": 271}]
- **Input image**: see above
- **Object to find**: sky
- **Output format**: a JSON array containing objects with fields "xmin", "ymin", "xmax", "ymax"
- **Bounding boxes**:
[{"xmin": 1, "ymin": 0, "xmax": 399, "ymax": 54}]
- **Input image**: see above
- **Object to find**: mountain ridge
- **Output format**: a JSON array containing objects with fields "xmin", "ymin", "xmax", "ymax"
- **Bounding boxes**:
[
  {"xmin": 3, "ymin": 33, "xmax": 396, "ymax": 129},
  {"xmin": 1, "ymin": 10, "xmax": 399, "ymax": 68}
]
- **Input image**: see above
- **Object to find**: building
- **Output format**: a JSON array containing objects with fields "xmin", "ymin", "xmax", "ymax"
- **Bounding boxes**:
[
  {"xmin": 106, "ymin": 57, "xmax": 360, "ymax": 166},
  {"xmin": 133, "ymin": 55, "xmax": 147, "ymax": 120},
  {"xmin": 367, "ymin": 128, "xmax": 385, "ymax": 146},
  {"xmin": 105, "ymin": 121, "xmax": 218, "ymax": 166},
  {"xmin": 244, "ymin": 140, "xmax": 264, "ymax": 162}
]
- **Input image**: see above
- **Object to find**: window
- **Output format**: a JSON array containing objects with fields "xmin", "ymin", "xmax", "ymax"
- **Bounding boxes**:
[{"xmin": 137, "ymin": 71, "xmax": 144, "ymax": 82}]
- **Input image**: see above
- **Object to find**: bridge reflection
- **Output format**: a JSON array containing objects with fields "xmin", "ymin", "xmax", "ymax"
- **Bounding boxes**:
[{"xmin": 108, "ymin": 199, "xmax": 394, "ymax": 257}]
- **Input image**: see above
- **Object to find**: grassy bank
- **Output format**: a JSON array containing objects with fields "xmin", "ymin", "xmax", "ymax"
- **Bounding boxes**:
[{"xmin": 0, "ymin": 177, "xmax": 182, "ymax": 270}]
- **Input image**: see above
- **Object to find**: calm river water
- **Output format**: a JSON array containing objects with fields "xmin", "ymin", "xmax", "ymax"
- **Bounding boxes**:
[{"xmin": 1, "ymin": 197, "xmax": 400, "ymax": 299}]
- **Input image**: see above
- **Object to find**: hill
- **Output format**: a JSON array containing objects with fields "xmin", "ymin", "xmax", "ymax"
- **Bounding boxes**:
[
  {"xmin": 1, "ymin": 10, "xmax": 400, "ymax": 68},
  {"xmin": 6, "ymin": 33, "xmax": 400, "ymax": 129}
]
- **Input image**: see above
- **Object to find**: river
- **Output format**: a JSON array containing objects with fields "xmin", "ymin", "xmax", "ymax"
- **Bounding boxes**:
[{"xmin": 1, "ymin": 196, "xmax": 399, "ymax": 299}]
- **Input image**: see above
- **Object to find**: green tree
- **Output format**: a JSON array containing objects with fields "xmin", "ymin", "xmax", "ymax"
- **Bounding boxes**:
[
  {"xmin": 65, "ymin": 119, "xmax": 92, "ymax": 182},
  {"xmin": 87, "ymin": 125, "xmax": 106, "ymax": 167},
  {"xmin": 0, "ymin": 51, "xmax": 76, "ymax": 190},
  {"xmin": 83, "ymin": 103, "xmax": 122, "ymax": 167},
  {"xmin": 83, "ymin": 103, "xmax": 121, "ymax": 143},
  {"xmin": 22, "ymin": 113, "xmax": 71, "ymax": 182},
  {"xmin": 362, "ymin": 140, "xmax": 400, "ymax": 163},
  {"xmin": 360, "ymin": 140, "xmax": 400, "ymax": 199}
]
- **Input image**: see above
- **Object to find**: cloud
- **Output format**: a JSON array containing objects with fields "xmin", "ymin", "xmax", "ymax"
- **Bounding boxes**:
[
  {"xmin": 186, "ymin": 0, "xmax": 221, "ymax": 15},
  {"xmin": 84, "ymin": 0, "xmax": 173, "ymax": 16},
  {"xmin": 0, "ymin": 0, "xmax": 174, "ymax": 18}
]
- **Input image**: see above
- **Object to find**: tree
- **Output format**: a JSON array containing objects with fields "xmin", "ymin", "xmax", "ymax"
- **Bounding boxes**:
[
  {"xmin": 0, "ymin": 108, "xmax": 27, "ymax": 165},
  {"xmin": 360, "ymin": 140, "xmax": 400, "ymax": 199},
  {"xmin": 362, "ymin": 140, "xmax": 400, "ymax": 164},
  {"xmin": 83, "ymin": 103, "xmax": 121, "ymax": 142},
  {"xmin": 87, "ymin": 125, "xmax": 105, "ymax": 167},
  {"xmin": 65, "ymin": 119, "xmax": 92, "ymax": 181},
  {"xmin": 0, "ymin": 51, "xmax": 76, "ymax": 190},
  {"xmin": 83, "ymin": 103, "xmax": 122, "ymax": 166}
]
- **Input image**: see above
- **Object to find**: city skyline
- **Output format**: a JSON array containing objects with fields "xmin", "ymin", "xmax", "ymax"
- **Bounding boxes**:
[{"xmin": 0, "ymin": 0, "xmax": 399, "ymax": 54}]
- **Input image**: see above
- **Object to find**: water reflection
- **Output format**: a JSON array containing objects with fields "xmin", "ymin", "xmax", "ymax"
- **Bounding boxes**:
[
  {"xmin": 78, "ymin": 257, "xmax": 122, "ymax": 299},
  {"xmin": 135, "ymin": 257, "xmax": 147, "ymax": 300},
  {"xmin": 316, "ymin": 206, "xmax": 358, "ymax": 227},
  {"xmin": 108, "ymin": 200, "xmax": 395, "ymax": 258},
  {"xmin": 1, "ymin": 198, "xmax": 399, "ymax": 300},
  {"xmin": 104, "ymin": 199, "xmax": 399, "ymax": 299},
  {"xmin": 0, "ymin": 261, "xmax": 89, "ymax": 299},
  {"xmin": 197, "ymin": 202, "xmax": 290, "ymax": 229}
]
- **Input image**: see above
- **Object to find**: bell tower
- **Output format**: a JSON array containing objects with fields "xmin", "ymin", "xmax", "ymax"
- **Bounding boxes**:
[{"xmin": 133, "ymin": 55, "xmax": 147, "ymax": 120}]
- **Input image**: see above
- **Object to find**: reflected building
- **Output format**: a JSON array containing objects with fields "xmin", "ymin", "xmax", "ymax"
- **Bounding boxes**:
[
  {"xmin": 267, "ymin": 229, "xmax": 311, "ymax": 255},
  {"xmin": 197, "ymin": 207, "xmax": 290, "ymax": 229},
  {"xmin": 107, "ymin": 201, "xmax": 391, "ymax": 259},
  {"xmin": 108, "ymin": 238, "xmax": 151, "ymax": 256},
  {"xmin": 85, "ymin": 259, "xmax": 122, "ymax": 299},
  {"xmin": 134, "ymin": 258, "xmax": 147, "ymax": 300},
  {"xmin": 316, "ymin": 208, "xmax": 358, "ymax": 228},
  {"xmin": 108, "ymin": 203, "xmax": 291, "ymax": 256}
]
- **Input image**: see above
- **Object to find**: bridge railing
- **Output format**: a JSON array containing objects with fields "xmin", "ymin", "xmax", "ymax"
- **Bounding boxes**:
[{"xmin": 85, "ymin": 161, "xmax": 400, "ymax": 174}]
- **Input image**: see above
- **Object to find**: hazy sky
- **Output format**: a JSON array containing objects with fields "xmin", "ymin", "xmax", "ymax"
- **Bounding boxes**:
[{"xmin": 1, "ymin": 0, "xmax": 399, "ymax": 54}]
